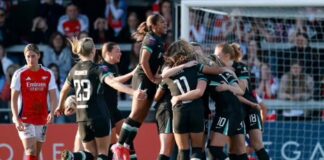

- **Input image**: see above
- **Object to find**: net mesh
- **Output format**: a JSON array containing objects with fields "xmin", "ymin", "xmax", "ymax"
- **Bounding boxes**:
[{"xmin": 188, "ymin": 6, "xmax": 324, "ymax": 159}]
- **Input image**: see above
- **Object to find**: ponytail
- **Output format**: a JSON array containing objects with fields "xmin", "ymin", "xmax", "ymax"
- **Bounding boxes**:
[
  {"xmin": 68, "ymin": 37, "xmax": 95, "ymax": 57},
  {"xmin": 132, "ymin": 14, "xmax": 164, "ymax": 42},
  {"xmin": 230, "ymin": 43, "xmax": 243, "ymax": 62},
  {"xmin": 132, "ymin": 22, "xmax": 149, "ymax": 42}
]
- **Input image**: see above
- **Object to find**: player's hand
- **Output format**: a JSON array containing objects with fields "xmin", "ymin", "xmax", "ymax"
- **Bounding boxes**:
[
  {"xmin": 47, "ymin": 112, "xmax": 54, "ymax": 124},
  {"xmin": 218, "ymin": 81, "xmax": 229, "ymax": 91},
  {"xmin": 153, "ymin": 75, "xmax": 162, "ymax": 84},
  {"xmin": 182, "ymin": 60, "xmax": 198, "ymax": 68},
  {"xmin": 171, "ymin": 96, "xmax": 180, "ymax": 107},
  {"xmin": 134, "ymin": 89, "xmax": 147, "ymax": 100},
  {"xmin": 252, "ymin": 103, "xmax": 261, "ymax": 110},
  {"xmin": 13, "ymin": 118, "xmax": 25, "ymax": 131},
  {"xmin": 54, "ymin": 106, "xmax": 64, "ymax": 117}
]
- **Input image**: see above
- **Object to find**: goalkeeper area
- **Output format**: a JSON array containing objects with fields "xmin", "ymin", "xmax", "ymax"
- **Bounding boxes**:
[{"xmin": 177, "ymin": 0, "xmax": 324, "ymax": 159}]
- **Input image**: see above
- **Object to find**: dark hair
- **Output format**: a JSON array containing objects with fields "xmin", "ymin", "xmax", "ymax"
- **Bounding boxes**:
[
  {"xmin": 48, "ymin": 63, "xmax": 61, "ymax": 90},
  {"xmin": 132, "ymin": 14, "xmax": 164, "ymax": 42},
  {"xmin": 296, "ymin": 32, "xmax": 309, "ymax": 41},
  {"xmin": 49, "ymin": 32, "xmax": 66, "ymax": 50},
  {"xmin": 159, "ymin": 0, "xmax": 171, "ymax": 13}
]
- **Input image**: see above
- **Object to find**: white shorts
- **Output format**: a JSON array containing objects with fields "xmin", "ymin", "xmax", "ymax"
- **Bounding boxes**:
[{"xmin": 18, "ymin": 123, "xmax": 48, "ymax": 142}]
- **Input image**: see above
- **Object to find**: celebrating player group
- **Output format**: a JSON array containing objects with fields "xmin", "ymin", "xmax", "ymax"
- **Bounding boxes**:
[{"xmin": 11, "ymin": 13, "xmax": 270, "ymax": 160}]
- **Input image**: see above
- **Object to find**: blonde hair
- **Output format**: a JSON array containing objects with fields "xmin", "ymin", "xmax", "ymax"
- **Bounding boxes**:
[
  {"xmin": 24, "ymin": 44, "xmax": 40, "ymax": 55},
  {"xmin": 68, "ymin": 37, "xmax": 95, "ymax": 57},
  {"xmin": 230, "ymin": 43, "xmax": 243, "ymax": 61}
]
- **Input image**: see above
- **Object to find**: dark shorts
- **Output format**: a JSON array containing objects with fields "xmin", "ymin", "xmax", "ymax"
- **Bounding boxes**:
[
  {"xmin": 78, "ymin": 117, "xmax": 111, "ymax": 142},
  {"xmin": 109, "ymin": 106, "xmax": 123, "ymax": 128},
  {"xmin": 132, "ymin": 73, "xmax": 157, "ymax": 100},
  {"xmin": 172, "ymin": 104, "xmax": 204, "ymax": 134},
  {"xmin": 244, "ymin": 109, "xmax": 263, "ymax": 132},
  {"xmin": 156, "ymin": 104, "xmax": 173, "ymax": 134},
  {"xmin": 211, "ymin": 112, "xmax": 245, "ymax": 136}
]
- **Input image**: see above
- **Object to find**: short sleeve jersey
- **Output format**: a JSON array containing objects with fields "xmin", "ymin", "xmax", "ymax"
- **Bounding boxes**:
[
  {"xmin": 232, "ymin": 61, "xmax": 257, "ymax": 103},
  {"xmin": 98, "ymin": 62, "xmax": 119, "ymax": 109},
  {"xmin": 165, "ymin": 65, "xmax": 207, "ymax": 106},
  {"xmin": 155, "ymin": 82, "xmax": 172, "ymax": 109},
  {"xmin": 208, "ymin": 72, "xmax": 241, "ymax": 113},
  {"xmin": 10, "ymin": 65, "xmax": 57, "ymax": 125},
  {"xmin": 66, "ymin": 61, "xmax": 110, "ymax": 122},
  {"xmin": 136, "ymin": 31, "xmax": 165, "ymax": 75}
]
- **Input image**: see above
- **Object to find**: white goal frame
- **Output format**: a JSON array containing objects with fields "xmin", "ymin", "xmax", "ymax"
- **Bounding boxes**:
[{"xmin": 180, "ymin": 0, "xmax": 324, "ymax": 40}]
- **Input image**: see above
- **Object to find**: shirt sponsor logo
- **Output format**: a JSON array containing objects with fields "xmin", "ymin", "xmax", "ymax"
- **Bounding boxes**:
[
  {"xmin": 42, "ymin": 76, "xmax": 48, "ymax": 80},
  {"xmin": 75, "ymin": 70, "xmax": 88, "ymax": 76},
  {"xmin": 26, "ymin": 82, "xmax": 47, "ymax": 91}
]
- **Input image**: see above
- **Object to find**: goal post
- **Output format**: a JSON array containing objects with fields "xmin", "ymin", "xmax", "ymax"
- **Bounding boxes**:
[{"xmin": 180, "ymin": 0, "xmax": 324, "ymax": 40}]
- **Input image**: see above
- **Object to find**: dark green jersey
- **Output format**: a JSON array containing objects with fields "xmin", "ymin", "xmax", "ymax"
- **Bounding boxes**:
[
  {"xmin": 66, "ymin": 61, "xmax": 110, "ymax": 122},
  {"xmin": 209, "ymin": 72, "xmax": 241, "ymax": 114},
  {"xmin": 136, "ymin": 31, "xmax": 165, "ymax": 75},
  {"xmin": 165, "ymin": 65, "xmax": 207, "ymax": 106},
  {"xmin": 232, "ymin": 61, "xmax": 257, "ymax": 104},
  {"xmin": 97, "ymin": 62, "xmax": 119, "ymax": 109},
  {"xmin": 154, "ymin": 82, "xmax": 172, "ymax": 109}
]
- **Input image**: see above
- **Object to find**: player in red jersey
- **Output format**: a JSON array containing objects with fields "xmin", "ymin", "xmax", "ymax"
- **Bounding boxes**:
[{"xmin": 10, "ymin": 44, "xmax": 58, "ymax": 160}]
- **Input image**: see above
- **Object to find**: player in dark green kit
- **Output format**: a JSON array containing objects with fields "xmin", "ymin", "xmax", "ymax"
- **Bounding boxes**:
[
  {"xmin": 163, "ymin": 40, "xmax": 207, "ymax": 160},
  {"xmin": 55, "ymin": 38, "xmax": 146, "ymax": 160},
  {"xmin": 112, "ymin": 13, "xmax": 167, "ymax": 160},
  {"xmin": 215, "ymin": 43, "xmax": 269, "ymax": 160},
  {"xmin": 154, "ymin": 82, "xmax": 175, "ymax": 160}
]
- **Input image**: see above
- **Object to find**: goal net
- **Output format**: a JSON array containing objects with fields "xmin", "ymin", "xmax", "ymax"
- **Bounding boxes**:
[{"xmin": 179, "ymin": 0, "xmax": 324, "ymax": 159}]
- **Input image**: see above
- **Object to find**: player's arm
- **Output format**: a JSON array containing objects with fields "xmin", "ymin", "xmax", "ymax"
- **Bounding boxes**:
[
  {"xmin": 10, "ymin": 90, "xmax": 20, "ymax": 124},
  {"xmin": 201, "ymin": 65, "xmax": 233, "ymax": 75},
  {"xmin": 113, "ymin": 67, "xmax": 136, "ymax": 83},
  {"xmin": 104, "ymin": 75, "xmax": 147, "ymax": 100},
  {"xmin": 236, "ymin": 95, "xmax": 260, "ymax": 110},
  {"xmin": 55, "ymin": 82, "xmax": 72, "ymax": 116},
  {"xmin": 161, "ymin": 60, "xmax": 198, "ymax": 78},
  {"xmin": 237, "ymin": 79, "xmax": 248, "ymax": 93},
  {"xmin": 140, "ymin": 49, "xmax": 156, "ymax": 83},
  {"xmin": 154, "ymin": 85, "xmax": 165, "ymax": 102},
  {"xmin": 171, "ymin": 80, "xmax": 207, "ymax": 106},
  {"xmin": 216, "ymin": 82, "xmax": 244, "ymax": 96}
]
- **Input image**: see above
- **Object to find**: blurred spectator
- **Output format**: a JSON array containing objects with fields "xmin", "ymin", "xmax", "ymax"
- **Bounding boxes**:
[
  {"xmin": 42, "ymin": 32, "xmax": 72, "ymax": 82},
  {"xmin": 0, "ymin": 0, "xmax": 13, "ymax": 13},
  {"xmin": 39, "ymin": 0, "xmax": 64, "ymax": 33},
  {"xmin": 91, "ymin": 17, "xmax": 113, "ymax": 44},
  {"xmin": 243, "ymin": 39, "xmax": 262, "ymax": 79},
  {"xmin": 71, "ymin": 0, "xmax": 106, "ymax": 31},
  {"xmin": 159, "ymin": 0, "xmax": 172, "ymax": 30},
  {"xmin": 0, "ymin": 44, "xmax": 12, "ymax": 73},
  {"xmin": 104, "ymin": 0, "xmax": 127, "ymax": 37},
  {"xmin": 118, "ymin": 12, "xmax": 139, "ymax": 42},
  {"xmin": 164, "ymin": 30, "xmax": 173, "ymax": 49},
  {"xmin": 0, "ymin": 8, "xmax": 17, "ymax": 46},
  {"xmin": 190, "ymin": 11, "xmax": 206, "ymax": 43},
  {"xmin": 264, "ymin": 19, "xmax": 288, "ymax": 42},
  {"xmin": 145, "ymin": 9, "xmax": 153, "ymax": 18},
  {"xmin": 30, "ymin": 16, "xmax": 50, "ymax": 44},
  {"xmin": 57, "ymin": 3, "xmax": 89, "ymax": 38},
  {"xmin": 48, "ymin": 63, "xmax": 66, "ymax": 123},
  {"xmin": 152, "ymin": 0, "xmax": 160, "ymax": 14},
  {"xmin": 0, "ymin": 63, "xmax": 19, "ymax": 123},
  {"xmin": 48, "ymin": 63, "xmax": 61, "ymax": 90},
  {"xmin": 222, "ymin": 16, "xmax": 246, "ymax": 43},
  {"xmin": 78, "ymin": 31, "xmax": 89, "ymax": 39},
  {"xmin": 129, "ymin": 41, "xmax": 140, "ymax": 71},
  {"xmin": 278, "ymin": 61, "xmax": 314, "ymax": 120},
  {"xmin": 245, "ymin": 19, "xmax": 274, "ymax": 43},
  {"xmin": 287, "ymin": 18, "xmax": 316, "ymax": 43},
  {"xmin": 256, "ymin": 63, "xmax": 279, "ymax": 99}
]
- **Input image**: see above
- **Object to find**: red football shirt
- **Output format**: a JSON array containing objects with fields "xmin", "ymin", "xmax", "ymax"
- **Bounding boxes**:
[{"xmin": 10, "ymin": 65, "xmax": 57, "ymax": 125}]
